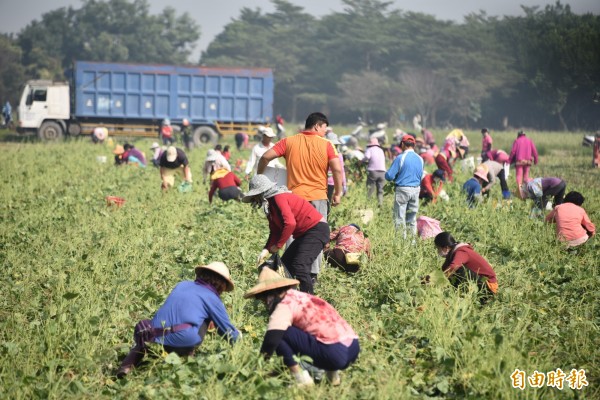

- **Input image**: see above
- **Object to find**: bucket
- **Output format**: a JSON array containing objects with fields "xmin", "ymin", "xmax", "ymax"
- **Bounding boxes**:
[
  {"xmin": 97, "ymin": 156, "xmax": 107, "ymax": 163},
  {"xmin": 106, "ymin": 196, "xmax": 126, "ymax": 208}
]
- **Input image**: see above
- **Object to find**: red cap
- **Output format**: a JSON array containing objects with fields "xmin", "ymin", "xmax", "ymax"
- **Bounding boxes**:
[{"xmin": 401, "ymin": 134, "xmax": 416, "ymax": 144}]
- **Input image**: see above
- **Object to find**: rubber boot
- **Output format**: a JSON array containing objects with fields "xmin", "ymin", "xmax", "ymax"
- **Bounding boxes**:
[{"xmin": 502, "ymin": 190, "xmax": 511, "ymax": 199}]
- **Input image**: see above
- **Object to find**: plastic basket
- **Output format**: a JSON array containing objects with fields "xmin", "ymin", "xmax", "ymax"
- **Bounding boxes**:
[{"xmin": 106, "ymin": 196, "xmax": 126, "ymax": 208}]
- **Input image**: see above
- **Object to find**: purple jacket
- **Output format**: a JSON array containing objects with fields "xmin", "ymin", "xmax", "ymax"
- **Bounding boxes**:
[{"xmin": 509, "ymin": 135, "xmax": 538, "ymax": 165}]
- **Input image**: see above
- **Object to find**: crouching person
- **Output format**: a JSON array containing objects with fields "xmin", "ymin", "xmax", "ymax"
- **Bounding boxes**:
[
  {"xmin": 117, "ymin": 262, "xmax": 240, "ymax": 378},
  {"xmin": 245, "ymin": 268, "xmax": 360, "ymax": 387},
  {"xmin": 434, "ymin": 232, "xmax": 498, "ymax": 302},
  {"xmin": 324, "ymin": 224, "xmax": 371, "ymax": 273}
]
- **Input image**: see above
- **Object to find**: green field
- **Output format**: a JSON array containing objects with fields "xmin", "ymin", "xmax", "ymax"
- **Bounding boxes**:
[{"xmin": 1, "ymin": 129, "xmax": 598, "ymax": 399}]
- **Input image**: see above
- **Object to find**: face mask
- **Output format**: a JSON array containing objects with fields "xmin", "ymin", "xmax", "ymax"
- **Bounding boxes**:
[{"xmin": 437, "ymin": 249, "xmax": 448, "ymax": 258}]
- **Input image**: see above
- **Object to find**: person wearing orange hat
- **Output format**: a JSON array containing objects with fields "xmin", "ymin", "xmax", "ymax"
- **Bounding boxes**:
[
  {"xmin": 245, "ymin": 267, "xmax": 360, "ymax": 387},
  {"xmin": 463, "ymin": 165, "xmax": 489, "ymax": 207},
  {"xmin": 385, "ymin": 135, "xmax": 424, "ymax": 237},
  {"xmin": 117, "ymin": 262, "xmax": 240, "ymax": 378},
  {"xmin": 113, "ymin": 145, "xmax": 126, "ymax": 166}
]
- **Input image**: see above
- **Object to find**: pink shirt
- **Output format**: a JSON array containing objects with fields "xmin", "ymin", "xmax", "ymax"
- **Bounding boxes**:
[
  {"xmin": 545, "ymin": 203, "xmax": 595, "ymax": 245},
  {"xmin": 268, "ymin": 289, "xmax": 358, "ymax": 346},
  {"xmin": 509, "ymin": 135, "xmax": 538, "ymax": 164},
  {"xmin": 482, "ymin": 134, "xmax": 493, "ymax": 152}
]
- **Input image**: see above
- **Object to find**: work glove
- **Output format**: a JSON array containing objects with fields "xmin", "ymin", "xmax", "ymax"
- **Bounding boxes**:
[{"xmin": 257, "ymin": 249, "xmax": 270, "ymax": 266}]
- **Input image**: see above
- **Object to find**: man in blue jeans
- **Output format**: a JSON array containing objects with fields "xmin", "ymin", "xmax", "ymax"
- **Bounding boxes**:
[{"xmin": 385, "ymin": 135, "xmax": 424, "ymax": 237}]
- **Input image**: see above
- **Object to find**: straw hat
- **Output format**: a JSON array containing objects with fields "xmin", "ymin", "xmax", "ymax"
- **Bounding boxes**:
[
  {"xmin": 113, "ymin": 145, "xmax": 125, "ymax": 155},
  {"xmin": 244, "ymin": 267, "xmax": 299, "ymax": 298},
  {"xmin": 166, "ymin": 146, "xmax": 177, "ymax": 162},
  {"xmin": 194, "ymin": 262, "xmax": 235, "ymax": 292},
  {"xmin": 474, "ymin": 166, "xmax": 489, "ymax": 182},
  {"xmin": 242, "ymin": 174, "xmax": 276, "ymax": 202},
  {"xmin": 150, "ymin": 142, "xmax": 160, "ymax": 150}
]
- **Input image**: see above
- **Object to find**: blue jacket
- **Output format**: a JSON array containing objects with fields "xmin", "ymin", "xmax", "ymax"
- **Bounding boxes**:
[
  {"xmin": 151, "ymin": 281, "xmax": 239, "ymax": 347},
  {"xmin": 385, "ymin": 149, "xmax": 423, "ymax": 187}
]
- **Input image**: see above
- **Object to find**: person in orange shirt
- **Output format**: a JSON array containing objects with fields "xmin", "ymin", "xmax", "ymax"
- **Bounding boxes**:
[
  {"xmin": 258, "ymin": 112, "xmax": 343, "ymax": 282},
  {"xmin": 420, "ymin": 169, "xmax": 445, "ymax": 205},
  {"xmin": 545, "ymin": 191, "xmax": 595, "ymax": 248}
]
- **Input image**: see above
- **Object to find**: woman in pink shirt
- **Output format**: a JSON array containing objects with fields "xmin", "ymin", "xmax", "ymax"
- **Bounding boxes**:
[
  {"xmin": 545, "ymin": 191, "xmax": 596, "ymax": 247},
  {"xmin": 508, "ymin": 130, "xmax": 538, "ymax": 197},
  {"xmin": 245, "ymin": 268, "xmax": 360, "ymax": 387},
  {"xmin": 481, "ymin": 128, "xmax": 493, "ymax": 157}
]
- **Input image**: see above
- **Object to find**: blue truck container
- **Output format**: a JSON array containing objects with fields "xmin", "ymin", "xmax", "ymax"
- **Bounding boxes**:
[{"xmin": 74, "ymin": 61, "xmax": 274, "ymax": 126}]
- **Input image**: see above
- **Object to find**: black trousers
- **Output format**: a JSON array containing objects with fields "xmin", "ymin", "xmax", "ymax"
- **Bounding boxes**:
[
  {"xmin": 281, "ymin": 222, "xmax": 329, "ymax": 294},
  {"xmin": 218, "ymin": 186, "xmax": 242, "ymax": 201}
]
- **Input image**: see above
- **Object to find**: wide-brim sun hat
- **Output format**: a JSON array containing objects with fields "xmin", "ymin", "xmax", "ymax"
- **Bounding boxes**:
[
  {"xmin": 367, "ymin": 137, "xmax": 380, "ymax": 147},
  {"xmin": 195, "ymin": 262, "xmax": 235, "ymax": 292},
  {"xmin": 244, "ymin": 267, "xmax": 299, "ymax": 299},
  {"xmin": 166, "ymin": 146, "xmax": 177, "ymax": 162},
  {"xmin": 150, "ymin": 142, "xmax": 160, "ymax": 150},
  {"xmin": 242, "ymin": 174, "xmax": 277, "ymax": 203},
  {"xmin": 474, "ymin": 167, "xmax": 489, "ymax": 182},
  {"xmin": 206, "ymin": 149, "xmax": 218, "ymax": 162},
  {"xmin": 113, "ymin": 145, "xmax": 125, "ymax": 155}
]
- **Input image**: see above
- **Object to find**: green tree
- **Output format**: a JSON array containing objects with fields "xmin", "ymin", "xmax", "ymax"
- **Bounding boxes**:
[{"xmin": 0, "ymin": 34, "xmax": 26, "ymax": 106}]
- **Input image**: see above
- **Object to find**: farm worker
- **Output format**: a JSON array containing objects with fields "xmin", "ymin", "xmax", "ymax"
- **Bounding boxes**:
[
  {"xmin": 363, "ymin": 137, "xmax": 387, "ymax": 207},
  {"xmin": 244, "ymin": 267, "xmax": 360, "ymax": 387},
  {"xmin": 324, "ymin": 224, "xmax": 371, "ymax": 273},
  {"xmin": 385, "ymin": 134, "xmax": 424, "ymax": 237},
  {"xmin": 326, "ymin": 133, "xmax": 347, "ymax": 209},
  {"xmin": 521, "ymin": 177, "xmax": 566, "ymax": 210},
  {"xmin": 113, "ymin": 145, "xmax": 126, "ymax": 166},
  {"xmin": 2, "ymin": 100, "xmax": 11, "ymax": 126},
  {"xmin": 203, "ymin": 149, "xmax": 231, "ymax": 184},
  {"xmin": 159, "ymin": 146, "xmax": 192, "ymax": 191},
  {"xmin": 92, "ymin": 126, "xmax": 108, "ymax": 144},
  {"xmin": 242, "ymin": 174, "xmax": 330, "ymax": 295},
  {"xmin": 208, "ymin": 167, "xmax": 242, "ymax": 204},
  {"xmin": 117, "ymin": 262, "xmax": 240, "ymax": 378},
  {"xmin": 481, "ymin": 128, "xmax": 493, "ymax": 157},
  {"xmin": 483, "ymin": 148, "xmax": 509, "ymax": 164},
  {"xmin": 434, "ymin": 232, "xmax": 498, "ymax": 299},
  {"xmin": 421, "ymin": 128, "xmax": 436, "ymax": 149},
  {"xmin": 593, "ymin": 132, "xmax": 600, "ymax": 168},
  {"xmin": 419, "ymin": 169, "xmax": 446, "ymax": 205},
  {"xmin": 463, "ymin": 165, "xmax": 489, "ymax": 207},
  {"xmin": 222, "ymin": 145, "xmax": 231, "ymax": 161},
  {"xmin": 415, "ymin": 137, "xmax": 436, "ymax": 165},
  {"xmin": 181, "ymin": 118, "xmax": 192, "ymax": 151},
  {"xmin": 235, "ymin": 132, "xmax": 249, "ymax": 151},
  {"xmin": 545, "ymin": 191, "xmax": 596, "ymax": 248},
  {"xmin": 245, "ymin": 126, "xmax": 286, "ymax": 186},
  {"xmin": 123, "ymin": 143, "xmax": 147, "ymax": 167},
  {"xmin": 257, "ymin": 112, "xmax": 343, "ymax": 280},
  {"xmin": 160, "ymin": 118, "xmax": 174, "ymax": 145},
  {"xmin": 508, "ymin": 130, "xmax": 538, "ymax": 198},
  {"xmin": 276, "ymin": 114, "xmax": 286, "ymax": 139},
  {"xmin": 150, "ymin": 142, "xmax": 163, "ymax": 168},
  {"xmin": 480, "ymin": 160, "xmax": 510, "ymax": 199},
  {"xmin": 434, "ymin": 147, "xmax": 455, "ymax": 183}
]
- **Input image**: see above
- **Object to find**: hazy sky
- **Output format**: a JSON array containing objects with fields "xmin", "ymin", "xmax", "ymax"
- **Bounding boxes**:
[{"xmin": 1, "ymin": 0, "xmax": 599, "ymax": 60}]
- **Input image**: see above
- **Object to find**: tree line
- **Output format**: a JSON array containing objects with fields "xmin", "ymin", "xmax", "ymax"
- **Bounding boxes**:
[{"xmin": 1, "ymin": 0, "xmax": 599, "ymax": 131}]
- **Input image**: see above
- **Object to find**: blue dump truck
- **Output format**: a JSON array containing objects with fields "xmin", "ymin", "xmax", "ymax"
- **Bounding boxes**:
[{"xmin": 17, "ymin": 61, "xmax": 274, "ymax": 143}]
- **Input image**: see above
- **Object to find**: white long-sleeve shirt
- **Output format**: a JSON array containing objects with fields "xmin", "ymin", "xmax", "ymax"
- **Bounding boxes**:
[{"xmin": 245, "ymin": 142, "xmax": 285, "ymax": 175}]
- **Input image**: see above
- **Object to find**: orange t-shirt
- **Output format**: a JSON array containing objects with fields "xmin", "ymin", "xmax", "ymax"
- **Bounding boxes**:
[{"xmin": 272, "ymin": 131, "xmax": 337, "ymax": 201}]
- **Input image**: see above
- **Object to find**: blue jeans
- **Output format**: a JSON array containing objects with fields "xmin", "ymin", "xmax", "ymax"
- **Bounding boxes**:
[
  {"xmin": 276, "ymin": 326, "xmax": 360, "ymax": 370},
  {"xmin": 393, "ymin": 186, "xmax": 420, "ymax": 237}
]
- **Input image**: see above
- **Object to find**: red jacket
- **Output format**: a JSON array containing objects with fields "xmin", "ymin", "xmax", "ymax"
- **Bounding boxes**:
[
  {"xmin": 420, "ymin": 174, "xmax": 443, "ymax": 202},
  {"xmin": 208, "ymin": 172, "xmax": 241, "ymax": 203},
  {"xmin": 265, "ymin": 192, "xmax": 324, "ymax": 249},
  {"xmin": 442, "ymin": 244, "xmax": 497, "ymax": 283}
]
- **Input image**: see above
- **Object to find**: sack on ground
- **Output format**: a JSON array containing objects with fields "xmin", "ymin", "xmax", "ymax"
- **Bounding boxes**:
[{"xmin": 417, "ymin": 216, "xmax": 442, "ymax": 239}]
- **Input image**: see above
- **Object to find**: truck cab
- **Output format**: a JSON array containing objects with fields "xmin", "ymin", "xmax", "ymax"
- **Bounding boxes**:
[{"xmin": 18, "ymin": 80, "xmax": 70, "ymax": 139}]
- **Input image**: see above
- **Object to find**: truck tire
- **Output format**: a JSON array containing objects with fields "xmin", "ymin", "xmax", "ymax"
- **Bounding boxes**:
[
  {"xmin": 68, "ymin": 123, "xmax": 81, "ymax": 137},
  {"xmin": 38, "ymin": 121, "xmax": 64, "ymax": 141},
  {"xmin": 193, "ymin": 126, "xmax": 218, "ymax": 146}
]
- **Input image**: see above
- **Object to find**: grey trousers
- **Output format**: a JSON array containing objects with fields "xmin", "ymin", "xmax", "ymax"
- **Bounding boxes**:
[{"xmin": 367, "ymin": 170, "xmax": 386, "ymax": 206}]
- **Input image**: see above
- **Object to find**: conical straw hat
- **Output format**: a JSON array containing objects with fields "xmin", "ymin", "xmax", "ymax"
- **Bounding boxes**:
[
  {"xmin": 244, "ymin": 267, "xmax": 299, "ymax": 299},
  {"xmin": 194, "ymin": 262, "xmax": 235, "ymax": 292}
]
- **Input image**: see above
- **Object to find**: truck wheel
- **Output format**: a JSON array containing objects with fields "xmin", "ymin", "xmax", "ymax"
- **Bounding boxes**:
[
  {"xmin": 68, "ymin": 123, "xmax": 81, "ymax": 137},
  {"xmin": 193, "ymin": 126, "xmax": 218, "ymax": 146},
  {"xmin": 38, "ymin": 121, "xmax": 64, "ymax": 141}
]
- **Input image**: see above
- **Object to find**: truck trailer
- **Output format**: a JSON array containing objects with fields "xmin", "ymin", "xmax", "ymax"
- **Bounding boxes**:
[{"xmin": 17, "ymin": 61, "xmax": 274, "ymax": 144}]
